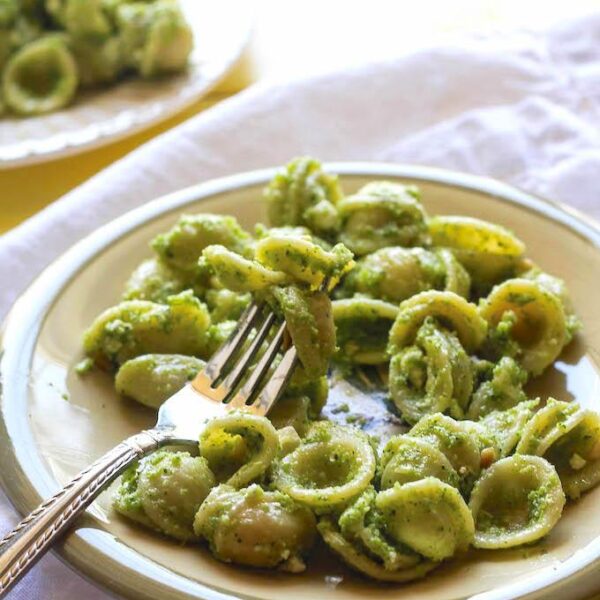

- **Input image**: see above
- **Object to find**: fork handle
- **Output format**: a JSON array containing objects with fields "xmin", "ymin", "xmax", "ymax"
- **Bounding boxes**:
[{"xmin": 0, "ymin": 429, "xmax": 167, "ymax": 597}]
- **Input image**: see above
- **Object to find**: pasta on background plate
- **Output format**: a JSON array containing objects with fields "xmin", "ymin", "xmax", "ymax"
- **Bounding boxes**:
[
  {"xmin": 79, "ymin": 156, "xmax": 594, "ymax": 583},
  {"xmin": 0, "ymin": 0, "xmax": 193, "ymax": 116}
]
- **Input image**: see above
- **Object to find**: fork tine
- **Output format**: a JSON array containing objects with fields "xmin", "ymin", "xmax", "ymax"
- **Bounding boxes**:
[
  {"xmin": 228, "ymin": 320, "xmax": 289, "ymax": 407},
  {"xmin": 215, "ymin": 311, "xmax": 277, "ymax": 398},
  {"xmin": 202, "ymin": 301, "xmax": 261, "ymax": 384},
  {"xmin": 249, "ymin": 346, "xmax": 298, "ymax": 415}
]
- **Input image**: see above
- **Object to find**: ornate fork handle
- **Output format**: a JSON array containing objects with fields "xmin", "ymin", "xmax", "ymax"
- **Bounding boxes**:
[{"xmin": 0, "ymin": 429, "xmax": 168, "ymax": 597}]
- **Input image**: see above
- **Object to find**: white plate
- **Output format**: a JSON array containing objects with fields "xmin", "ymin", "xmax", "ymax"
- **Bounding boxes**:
[
  {"xmin": 0, "ymin": 0, "xmax": 254, "ymax": 168},
  {"xmin": 2, "ymin": 165, "xmax": 600, "ymax": 599}
]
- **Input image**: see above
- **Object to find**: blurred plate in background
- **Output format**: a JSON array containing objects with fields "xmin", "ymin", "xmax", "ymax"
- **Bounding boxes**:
[{"xmin": 0, "ymin": 0, "xmax": 254, "ymax": 168}]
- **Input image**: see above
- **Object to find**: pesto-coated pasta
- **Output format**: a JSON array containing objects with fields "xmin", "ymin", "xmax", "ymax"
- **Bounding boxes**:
[
  {"xmin": 273, "ymin": 286, "xmax": 335, "ymax": 378},
  {"xmin": 345, "ymin": 247, "xmax": 444, "ymax": 303},
  {"xmin": 318, "ymin": 518, "xmax": 437, "ymax": 582},
  {"xmin": 388, "ymin": 290, "xmax": 488, "ymax": 355},
  {"xmin": 3, "ymin": 35, "xmax": 77, "ymax": 115},
  {"xmin": 137, "ymin": 451, "xmax": 215, "ymax": 542},
  {"xmin": 135, "ymin": 1, "xmax": 194, "ymax": 78},
  {"xmin": 194, "ymin": 484, "xmax": 316, "ymax": 571},
  {"xmin": 333, "ymin": 297, "xmax": 398, "ymax": 364},
  {"xmin": 428, "ymin": 216, "xmax": 526, "ymax": 256},
  {"xmin": 83, "ymin": 291, "xmax": 211, "ymax": 368},
  {"xmin": 479, "ymin": 278, "xmax": 570, "ymax": 376},
  {"xmin": 545, "ymin": 411, "xmax": 600, "ymax": 500},
  {"xmin": 116, "ymin": 353, "xmax": 204, "ymax": 409},
  {"xmin": 377, "ymin": 478, "xmax": 474, "ymax": 560},
  {"xmin": 479, "ymin": 399, "xmax": 540, "ymax": 457},
  {"xmin": 469, "ymin": 455, "xmax": 565, "ymax": 549},
  {"xmin": 467, "ymin": 356, "xmax": 528, "ymax": 419},
  {"xmin": 62, "ymin": 0, "xmax": 111, "ymax": 38},
  {"xmin": 515, "ymin": 399, "xmax": 581, "ymax": 456},
  {"xmin": 451, "ymin": 249, "xmax": 530, "ymax": 298},
  {"xmin": 98, "ymin": 157, "xmax": 589, "ymax": 584},
  {"xmin": 523, "ymin": 267, "xmax": 581, "ymax": 338},
  {"xmin": 201, "ymin": 245, "xmax": 288, "ymax": 292},
  {"xmin": 338, "ymin": 182, "xmax": 427, "ymax": 256},
  {"xmin": 69, "ymin": 35, "xmax": 122, "ymax": 87},
  {"xmin": 436, "ymin": 248, "xmax": 471, "ymax": 298},
  {"xmin": 264, "ymin": 157, "xmax": 342, "ymax": 237},
  {"xmin": 318, "ymin": 486, "xmax": 438, "ymax": 581},
  {"xmin": 114, "ymin": 450, "xmax": 215, "ymax": 542},
  {"xmin": 389, "ymin": 318, "xmax": 473, "ymax": 424},
  {"xmin": 409, "ymin": 414, "xmax": 482, "ymax": 489},
  {"xmin": 255, "ymin": 235, "xmax": 354, "ymax": 290},
  {"xmin": 267, "ymin": 395, "xmax": 311, "ymax": 436},
  {"xmin": 122, "ymin": 257, "xmax": 189, "ymax": 303},
  {"xmin": 273, "ymin": 421, "xmax": 376, "ymax": 509},
  {"xmin": 199, "ymin": 413, "xmax": 278, "ymax": 489},
  {"xmin": 205, "ymin": 289, "xmax": 251, "ymax": 323},
  {"xmin": 378, "ymin": 435, "xmax": 459, "ymax": 489},
  {"xmin": 153, "ymin": 214, "xmax": 251, "ymax": 274},
  {"xmin": 276, "ymin": 425, "xmax": 303, "ymax": 457},
  {"xmin": 1, "ymin": 0, "xmax": 194, "ymax": 116},
  {"xmin": 516, "ymin": 400, "xmax": 600, "ymax": 500}
]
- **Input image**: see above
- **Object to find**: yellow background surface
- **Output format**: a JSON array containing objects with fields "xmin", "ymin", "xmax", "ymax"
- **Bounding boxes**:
[{"xmin": 1, "ymin": 0, "xmax": 598, "ymax": 234}]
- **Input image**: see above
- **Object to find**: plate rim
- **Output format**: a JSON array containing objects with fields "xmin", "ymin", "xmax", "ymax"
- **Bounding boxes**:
[
  {"xmin": 1, "ymin": 163, "xmax": 600, "ymax": 600},
  {"xmin": 0, "ymin": 0, "xmax": 255, "ymax": 170}
]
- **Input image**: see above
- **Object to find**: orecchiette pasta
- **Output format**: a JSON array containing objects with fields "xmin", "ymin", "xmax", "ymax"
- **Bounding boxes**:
[
  {"xmin": 264, "ymin": 156, "xmax": 342, "ymax": 237},
  {"xmin": 255, "ymin": 235, "xmax": 354, "ymax": 290},
  {"xmin": 338, "ymin": 181, "xmax": 427, "ymax": 256},
  {"xmin": 523, "ymin": 267, "xmax": 581, "ymax": 337},
  {"xmin": 267, "ymin": 395, "xmax": 311, "ymax": 436},
  {"xmin": 153, "ymin": 214, "xmax": 251, "ymax": 274},
  {"xmin": 479, "ymin": 278, "xmax": 569, "ymax": 376},
  {"xmin": 199, "ymin": 413, "xmax": 278, "ymax": 489},
  {"xmin": 135, "ymin": 2, "xmax": 194, "ymax": 78},
  {"xmin": 115, "ymin": 353, "xmax": 204, "ymax": 409},
  {"xmin": 201, "ymin": 244, "xmax": 288, "ymax": 292},
  {"xmin": 333, "ymin": 297, "xmax": 398, "ymax": 364},
  {"xmin": 3, "ymin": 35, "xmax": 78, "ymax": 115},
  {"xmin": 516, "ymin": 399, "xmax": 600, "ymax": 500},
  {"xmin": 409, "ymin": 413, "xmax": 483, "ymax": 489},
  {"xmin": 273, "ymin": 421, "xmax": 376, "ymax": 509},
  {"xmin": 467, "ymin": 356, "xmax": 528, "ymax": 419},
  {"xmin": 318, "ymin": 518, "xmax": 437, "ymax": 582},
  {"xmin": 479, "ymin": 399, "xmax": 540, "ymax": 457},
  {"xmin": 469, "ymin": 455, "xmax": 565, "ymax": 549},
  {"xmin": 194, "ymin": 484, "xmax": 316, "ymax": 571},
  {"xmin": 428, "ymin": 216, "xmax": 526, "ymax": 256},
  {"xmin": 451, "ymin": 249, "xmax": 531, "ymax": 298},
  {"xmin": 318, "ymin": 486, "xmax": 438, "ymax": 581},
  {"xmin": 273, "ymin": 286, "xmax": 335, "ymax": 378},
  {"xmin": 114, "ymin": 450, "xmax": 216, "ymax": 542},
  {"xmin": 515, "ymin": 399, "xmax": 581, "ymax": 456},
  {"xmin": 378, "ymin": 435, "xmax": 459, "ymax": 489},
  {"xmin": 344, "ymin": 247, "xmax": 444, "ymax": 303},
  {"xmin": 96, "ymin": 157, "xmax": 590, "ymax": 583},
  {"xmin": 377, "ymin": 478, "xmax": 475, "ymax": 561},
  {"xmin": 0, "ymin": 0, "xmax": 194, "ymax": 116},
  {"xmin": 83, "ymin": 291, "xmax": 211, "ymax": 368},
  {"xmin": 389, "ymin": 318, "xmax": 473, "ymax": 424},
  {"xmin": 204, "ymin": 289, "xmax": 251, "ymax": 323},
  {"xmin": 122, "ymin": 257, "xmax": 189, "ymax": 303},
  {"xmin": 388, "ymin": 290, "xmax": 488, "ymax": 355}
]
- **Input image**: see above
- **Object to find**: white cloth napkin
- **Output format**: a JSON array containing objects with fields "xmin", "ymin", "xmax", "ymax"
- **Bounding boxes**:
[{"xmin": 1, "ymin": 12, "xmax": 599, "ymax": 599}]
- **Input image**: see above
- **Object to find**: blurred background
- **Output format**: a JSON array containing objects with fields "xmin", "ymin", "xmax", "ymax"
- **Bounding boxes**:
[{"xmin": 0, "ymin": 0, "xmax": 598, "ymax": 234}]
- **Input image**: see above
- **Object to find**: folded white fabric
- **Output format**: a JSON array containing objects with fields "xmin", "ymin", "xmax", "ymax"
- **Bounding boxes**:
[{"xmin": 1, "ymin": 12, "xmax": 599, "ymax": 599}]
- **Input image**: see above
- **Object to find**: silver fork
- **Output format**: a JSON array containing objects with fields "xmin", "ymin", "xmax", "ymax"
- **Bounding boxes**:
[{"xmin": 0, "ymin": 302, "xmax": 297, "ymax": 597}]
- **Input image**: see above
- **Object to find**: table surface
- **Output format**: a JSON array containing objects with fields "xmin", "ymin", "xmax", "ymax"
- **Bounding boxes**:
[{"xmin": 1, "ymin": 0, "xmax": 598, "ymax": 234}]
